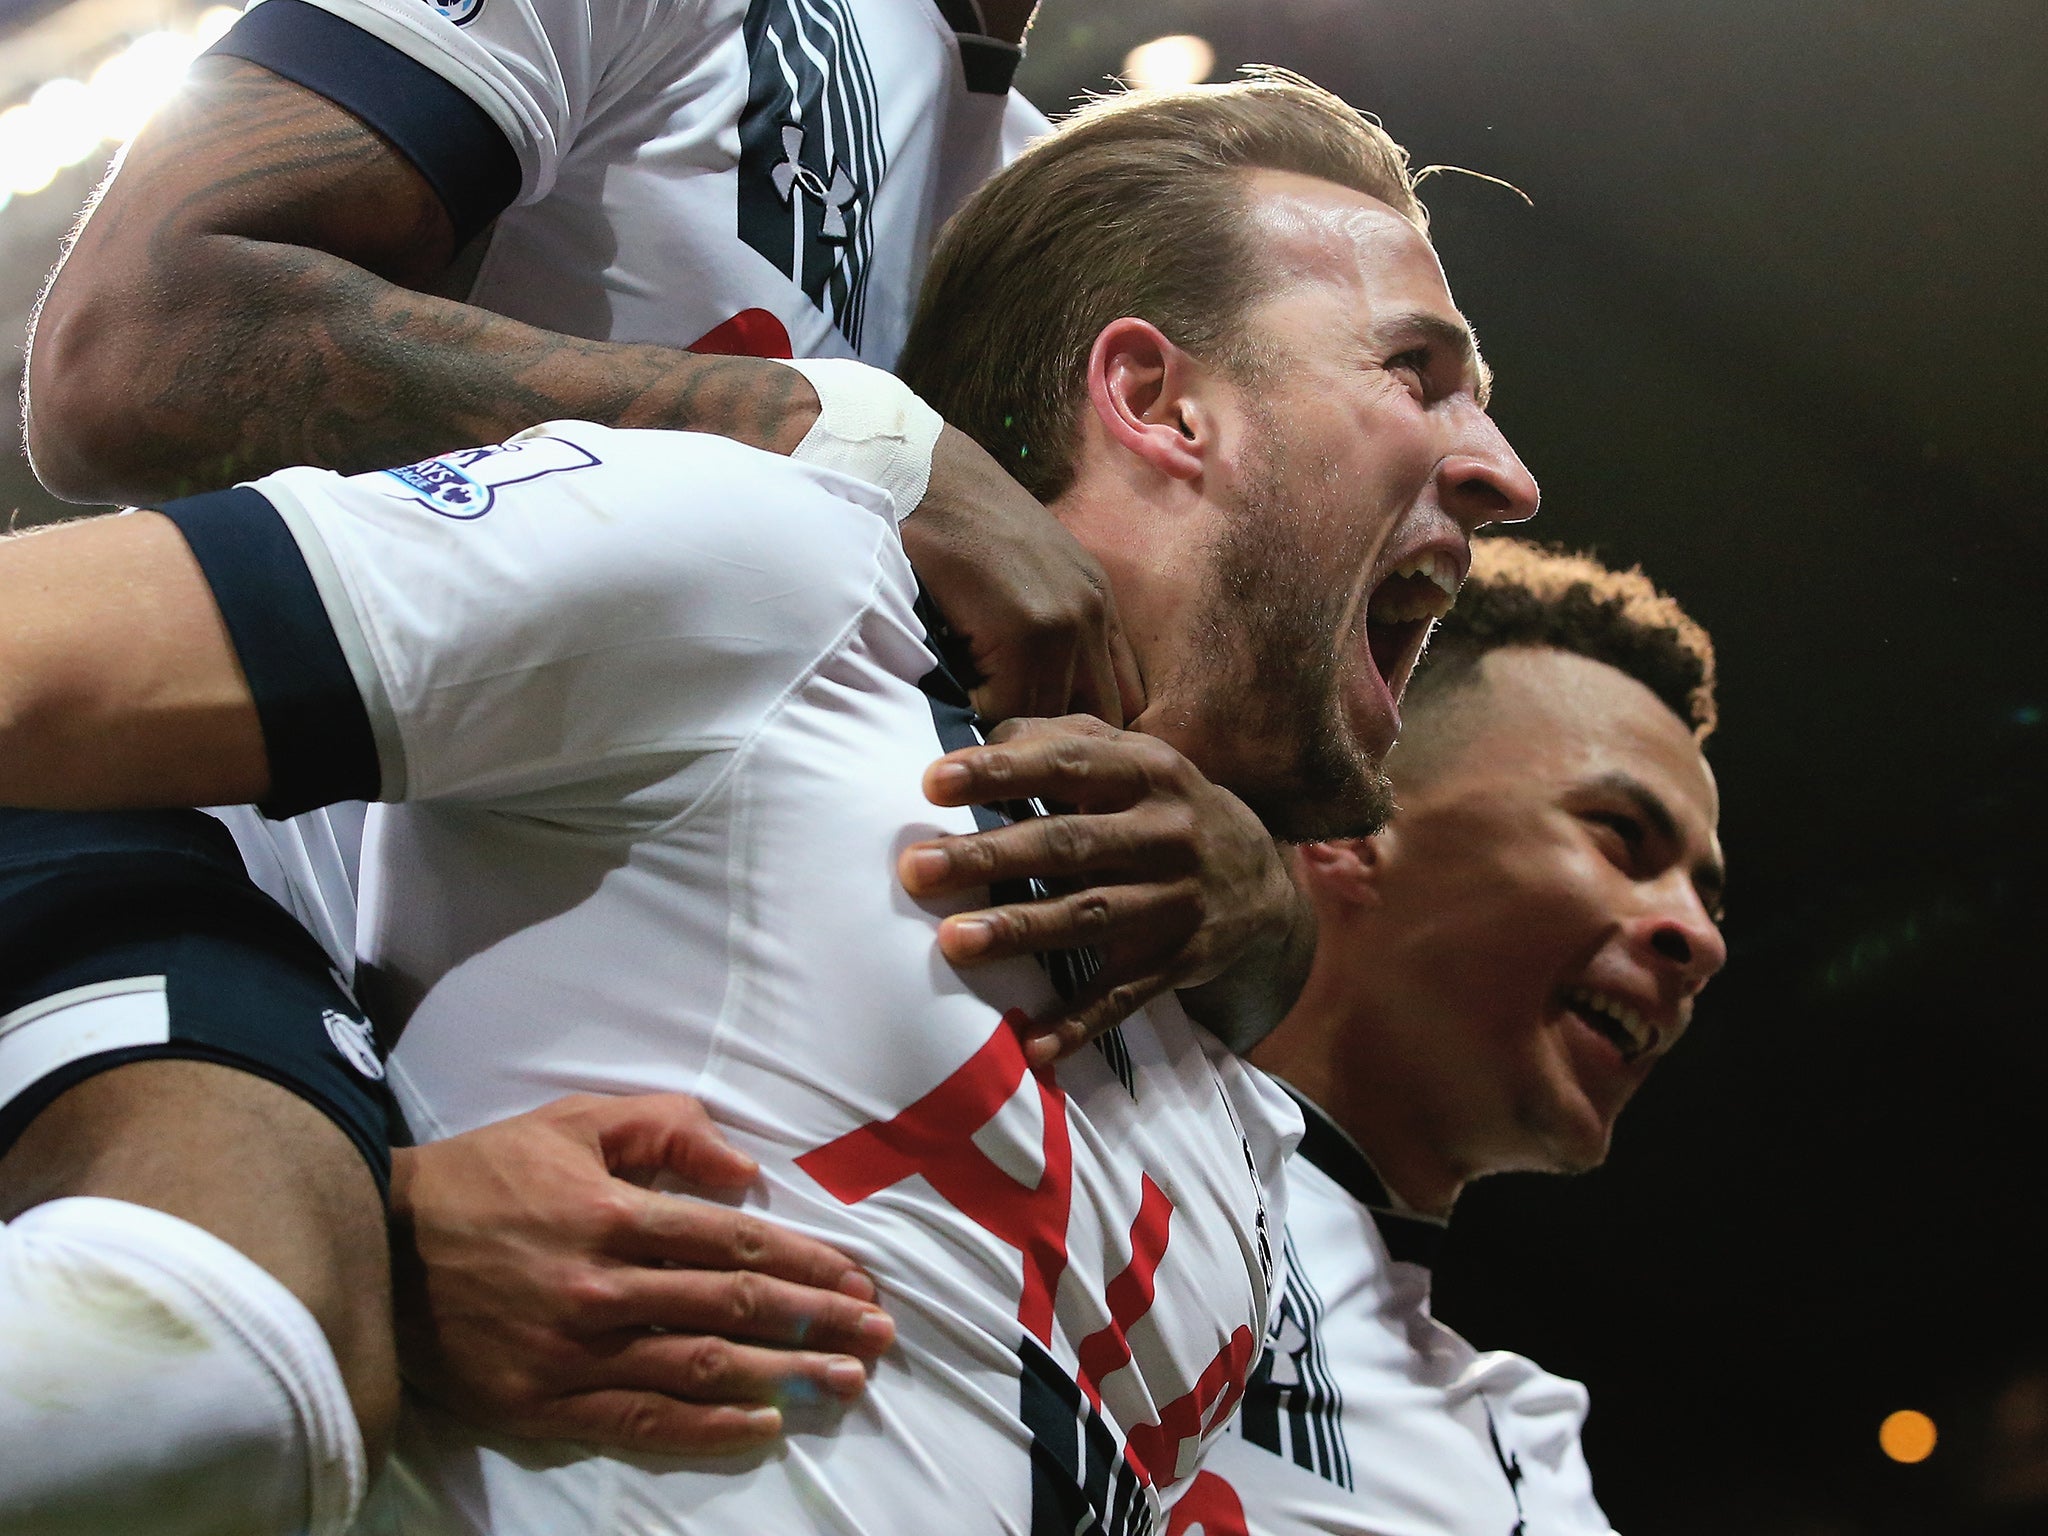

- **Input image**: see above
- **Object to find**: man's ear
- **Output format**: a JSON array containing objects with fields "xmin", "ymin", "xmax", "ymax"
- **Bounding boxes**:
[
  {"xmin": 1084, "ymin": 317, "xmax": 1211, "ymax": 484},
  {"xmin": 1295, "ymin": 836, "xmax": 1385, "ymax": 909}
]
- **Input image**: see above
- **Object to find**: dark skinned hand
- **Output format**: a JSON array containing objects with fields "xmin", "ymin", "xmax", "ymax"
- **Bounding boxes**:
[
  {"xmin": 896, "ymin": 716, "xmax": 1318, "ymax": 1064},
  {"xmin": 902, "ymin": 427, "xmax": 1145, "ymax": 729},
  {"xmin": 389, "ymin": 1093, "xmax": 895, "ymax": 1455}
]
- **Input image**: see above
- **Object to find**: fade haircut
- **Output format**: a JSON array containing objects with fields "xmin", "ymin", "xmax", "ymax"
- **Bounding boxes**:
[
  {"xmin": 897, "ymin": 69, "xmax": 1425, "ymax": 503},
  {"xmin": 1411, "ymin": 538, "xmax": 1719, "ymax": 740}
]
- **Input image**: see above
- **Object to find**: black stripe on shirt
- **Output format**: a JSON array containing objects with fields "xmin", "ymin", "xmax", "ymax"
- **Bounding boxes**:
[
  {"xmin": 208, "ymin": 0, "xmax": 519, "ymax": 247},
  {"xmin": 928, "ymin": 0, "xmax": 1022, "ymax": 92},
  {"xmin": 158, "ymin": 487, "xmax": 380, "ymax": 819}
]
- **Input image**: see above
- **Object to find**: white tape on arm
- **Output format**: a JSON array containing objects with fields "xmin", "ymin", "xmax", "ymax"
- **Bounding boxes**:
[{"xmin": 769, "ymin": 357, "xmax": 945, "ymax": 523}]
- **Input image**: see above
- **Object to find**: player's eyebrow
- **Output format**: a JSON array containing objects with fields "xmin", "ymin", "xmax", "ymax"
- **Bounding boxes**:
[
  {"xmin": 1370, "ymin": 311, "xmax": 1492, "ymax": 408},
  {"xmin": 1586, "ymin": 770, "xmax": 1727, "ymax": 916}
]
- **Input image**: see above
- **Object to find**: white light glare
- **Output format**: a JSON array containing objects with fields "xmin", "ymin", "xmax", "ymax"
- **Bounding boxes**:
[
  {"xmin": 1122, "ymin": 34, "xmax": 1216, "ymax": 91},
  {"xmin": 0, "ymin": 8, "xmax": 241, "ymax": 206}
]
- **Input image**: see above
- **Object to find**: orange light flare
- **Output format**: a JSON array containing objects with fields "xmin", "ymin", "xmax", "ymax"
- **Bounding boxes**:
[{"xmin": 1878, "ymin": 1409, "xmax": 1937, "ymax": 1465}]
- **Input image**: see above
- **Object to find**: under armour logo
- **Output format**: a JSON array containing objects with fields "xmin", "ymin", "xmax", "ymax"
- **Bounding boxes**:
[
  {"xmin": 770, "ymin": 124, "xmax": 858, "ymax": 240},
  {"xmin": 1265, "ymin": 1314, "xmax": 1308, "ymax": 1389}
]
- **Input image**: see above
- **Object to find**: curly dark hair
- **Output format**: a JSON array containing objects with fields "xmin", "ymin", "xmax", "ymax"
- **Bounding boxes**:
[{"xmin": 1412, "ymin": 538, "xmax": 1718, "ymax": 740}]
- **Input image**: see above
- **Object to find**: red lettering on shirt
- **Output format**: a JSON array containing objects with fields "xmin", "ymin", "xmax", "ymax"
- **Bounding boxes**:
[
  {"xmin": 1124, "ymin": 1326, "xmax": 1260, "ymax": 1488},
  {"xmin": 1164, "ymin": 1470, "xmax": 1249, "ymax": 1536},
  {"xmin": 796, "ymin": 1011, "xmax": 1072, "ymax": 1341},
  {"xmin": 1075, "ymin": 1173, "xmax": 1173, "ymax": 1403}
]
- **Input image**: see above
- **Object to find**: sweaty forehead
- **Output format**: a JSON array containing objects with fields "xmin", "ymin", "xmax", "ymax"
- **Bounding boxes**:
[{"xmin": 1239, "ymin": 168, "xmax": 1448, "ymax": 302}]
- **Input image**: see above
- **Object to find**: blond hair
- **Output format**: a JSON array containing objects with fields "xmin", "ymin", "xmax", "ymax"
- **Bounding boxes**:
[
  {"xmin": 897, "ymin": 70, "xmax": 1425, "ymax": 502},
  {"xmin": 1417, "ymin": 538, "xmax": 1719, "ymax": 740}
]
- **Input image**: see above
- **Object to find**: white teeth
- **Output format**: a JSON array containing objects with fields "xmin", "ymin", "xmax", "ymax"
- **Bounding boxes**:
[
  {"xmin": 1389, "ymin": 550, "xmax": 1461, "ymax": 600},
  {"xmin": 1368, "ymin": 551, "xmax": 1462, "ymax": 625},
  {"xmin": 1567, "ymin": 986, "xmax": 1659, "ymax": 1059}
]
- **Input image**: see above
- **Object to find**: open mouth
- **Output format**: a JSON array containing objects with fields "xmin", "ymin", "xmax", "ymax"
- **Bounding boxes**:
[
  {"xmin": 1363, "ymin": 550, "xmax": 1462, "ymax": 699},
  {"xmin": 1562, "ymin": 985, "xmax": 1662, "ymax": 1066}
]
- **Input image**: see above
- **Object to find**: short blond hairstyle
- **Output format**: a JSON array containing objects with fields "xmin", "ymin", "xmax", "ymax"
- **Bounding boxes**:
[
  {"xmin": 1415, "ymin": 538, "xmax": 1719, "ymax": 740},
  {"xmin": 897, "ymin": 69, "xmax": 1425, "ymax": 502}
]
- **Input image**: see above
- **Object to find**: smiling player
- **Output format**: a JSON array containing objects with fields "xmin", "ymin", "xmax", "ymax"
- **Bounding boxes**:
[{"xmin": 1174, "ymin": 538, "xmax": 1725, "ymax": 1536}]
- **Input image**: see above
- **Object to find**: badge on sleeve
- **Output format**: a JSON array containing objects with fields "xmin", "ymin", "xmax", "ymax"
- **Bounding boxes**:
[
  {"xmin": 426, "ymin": 0, "xmax": 484, "ymax": 26},
  {"xmin": 380, "ymin": 437, "xmax": 603, "ymax": 519}
]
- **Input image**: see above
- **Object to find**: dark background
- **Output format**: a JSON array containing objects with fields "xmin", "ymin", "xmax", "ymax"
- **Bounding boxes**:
[
  {"xmin": 1019, "ymin": 5, "xmax": 2048, "ymax": 1532},
  {"xmin": 3, "ymin": 1, "xmax": 2042, "ymax": 1528}
]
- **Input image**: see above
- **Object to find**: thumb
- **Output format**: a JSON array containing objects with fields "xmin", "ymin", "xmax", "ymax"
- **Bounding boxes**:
[{"xmin": 585, "ymin": 1092, "xmax": 758, "ymax": 1190}]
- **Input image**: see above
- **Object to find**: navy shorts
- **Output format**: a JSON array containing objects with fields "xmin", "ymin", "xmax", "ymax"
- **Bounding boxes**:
[{"xmin": 0, "ymin": 808, "xmax": 393, "ymax": 1197}]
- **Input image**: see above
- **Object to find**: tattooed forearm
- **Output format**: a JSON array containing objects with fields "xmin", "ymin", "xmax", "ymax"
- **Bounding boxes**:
[{"xmin": 24, "ymin": 57, "xmax": 818, "ymax": 505}]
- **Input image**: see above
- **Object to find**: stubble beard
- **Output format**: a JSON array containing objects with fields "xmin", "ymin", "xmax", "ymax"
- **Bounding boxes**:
[{"xmin": 1181, "ymin": 419, "xmax": 1396, "ymax": 845}]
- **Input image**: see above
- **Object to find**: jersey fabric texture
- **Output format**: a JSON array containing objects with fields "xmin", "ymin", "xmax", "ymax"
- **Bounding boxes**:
[
  {"xmin": 1179, "ymin": 1087, "xmax": 1616, "ymax": 1536},
  {"xmin": 212, "ymin": 0, "xmax": 1049, "ymax": 368},
  {"xmin": 0, "ymin": 808, "xmax": 394, "ymax": 1196},
  {"xmin": 170, "ymin": 422, "xmax": 1301, "ymax": 1536}
]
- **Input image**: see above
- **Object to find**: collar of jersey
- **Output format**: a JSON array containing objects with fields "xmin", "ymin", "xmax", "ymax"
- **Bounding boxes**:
[{"xmin": 1279, "ymin": 1079, "xmax": 1448, "ymax": 1271}]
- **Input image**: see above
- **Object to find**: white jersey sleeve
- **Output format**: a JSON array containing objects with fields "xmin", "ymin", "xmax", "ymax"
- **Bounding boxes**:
[
  {"xmin": 234, "ymin": 0, "xmax": 704, "ymax": 205},
  {"xmin": 166, "ymin": 422, "xmax": 900, "ymax": 818}
]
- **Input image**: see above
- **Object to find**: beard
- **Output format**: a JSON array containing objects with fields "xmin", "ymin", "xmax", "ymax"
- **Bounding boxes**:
[{"xmin": 1177, "ymin": 416, "xmax": 1396, "ymax": 844}]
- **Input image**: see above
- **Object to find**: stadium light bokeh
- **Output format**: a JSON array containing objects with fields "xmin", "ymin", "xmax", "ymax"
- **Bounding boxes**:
[
  {"xmin": 1120, "ymin": 33, "xmax": 1215, "ymax": 90},
  {"xmin": 1878, "ymin": 1408, "xmax": 1938, "ymax": 1465},
  {"xmin": 0, "ymin": 5, "xmax": 239, "ymax": 213}
]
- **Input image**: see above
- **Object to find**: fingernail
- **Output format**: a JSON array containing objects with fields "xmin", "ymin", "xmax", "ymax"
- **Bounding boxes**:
[
  {"xmin": 743, "ymin": 1407, "xmax": 783, "ymax": 1433},
  {"xmin": 837, "ymin": 1270, "xmax": 877, "ymax": 1302},
  {"xmin": 903, "ymin": 847, "xmax": 948, "ymax": 886},
  {"xmin": 1024, "ymin": 1033, "xmax": 1061, "ymax": 1069},
  {"xmin": 928, "ymin": 762, "xmax": 971, "ymax": 799},
  {"xmin": 824, "ymin": 1357, "xmax": 868, "ymax": 1397},
  {"xmin": 858, "ymin": 1310, "xmax": 895, "ymax": 1345},
  {"xmin": 946, "ymin": 918, "xmax": 993, "ymax": 958}
]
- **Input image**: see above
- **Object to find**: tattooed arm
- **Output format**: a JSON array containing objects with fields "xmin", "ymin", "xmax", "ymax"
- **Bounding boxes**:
[
  {"xmin": 25, "ymin": 57, "xmax": 820, "ymax": 505},
  {"xmin": 25, "ymin": 56, "xmax": 1140, "ymax": 722}
]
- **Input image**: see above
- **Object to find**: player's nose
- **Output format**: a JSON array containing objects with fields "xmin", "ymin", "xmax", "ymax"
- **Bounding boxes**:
[
  {"xmin": 1436, "ymin": 404, "xmax": 1539, "ymax": 533},
  {"xmin": 1632, "ymin": 880, "xmax": 1727, "ymax": 998}
]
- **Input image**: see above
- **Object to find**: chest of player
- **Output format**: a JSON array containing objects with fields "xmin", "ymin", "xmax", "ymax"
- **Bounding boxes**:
[
  {"xmin": 695, "ymin": 642, "xmax": 1296, "ymax": 1502},
  {"xmin": 1187, "ymin": 1166, "xmax": 1609, "ymax": 1536}
]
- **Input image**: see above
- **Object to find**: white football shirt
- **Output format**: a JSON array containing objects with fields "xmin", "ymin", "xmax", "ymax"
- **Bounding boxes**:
[
  {"xmin": 224, "ymin": 0, "xmax": 1047, "ymax": 368},
  {"xmin": 1178, "ymin": 1090, "xmax": 1616, "ymax": 1536},
  {"xmin": 182, "ymin": 422, "xmax": 1300, "ymax": 1536},
  {"xmin": 204, "ymin": 0, "xmax": 1045, "ymax": 971}
]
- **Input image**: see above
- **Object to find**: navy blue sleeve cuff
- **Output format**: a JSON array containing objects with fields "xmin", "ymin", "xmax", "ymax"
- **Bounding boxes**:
[
  {"xmin": 159, "ymin": 488, "xmax": 383, "ymax": 819},
  {"xmin": 208, "ymin": 0, "xmax": 520, "ymax": 248}
]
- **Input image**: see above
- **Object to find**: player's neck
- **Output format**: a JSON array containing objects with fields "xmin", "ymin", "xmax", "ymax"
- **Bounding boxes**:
[
  {"xmin": 1343, "ymin": 1117, "xmax": 1463, "ymax": 1219},
  {"xmin": 1253, "ymin": 996, "xmax": 1467, "ymax": 1220}
]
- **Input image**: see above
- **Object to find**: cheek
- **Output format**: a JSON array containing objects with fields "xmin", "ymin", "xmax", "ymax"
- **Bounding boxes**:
[{"xmin": 1393, "ymin": 851, "xmax": 1604, "ymax": 1005}]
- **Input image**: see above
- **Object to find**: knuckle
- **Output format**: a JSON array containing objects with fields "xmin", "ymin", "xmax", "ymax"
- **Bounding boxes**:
[
  {"xmin": 560, "ymin": 1266, "xmax": 627, "ymax": 1316},
  {"xmin": 1072, "ymin": 891, "xmax": 1114, "ymax": 935},
  {"xmin": 614, "ymin": 1398, "xmax": 675, "ymax": 1447},
  {"xmin": 1041, "ymin": 817, "xmax": 1089, "ymax": 867},
  {"xmin": 1135, "ymin": 736, "xmax": 1189, "ymax": 785},
  {"xmin": 681, "ymin": 1338, "xmax": 734, "ymax": 1394},
  {"xmin": 982, "ymin": 905, "xmax": 1027, "ymax": 945},
  {"xmin": 725, "ymin": 1211, "xmax": 772, "ymax": 1269},
  {"xmin": 587, "ymin": 1191, "xmax": 641, "ymax": 1243},
  {"xmin": 944, "ymin": 834, "xmax": 998, "ymax": 880},
  {"xmin": 1050, "ymin": 741, "xmax": 1093, "ymax": 778},
  {"xmin": 723, "ymin": 1270, "xmax": 766, "ymax": 1329}
]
